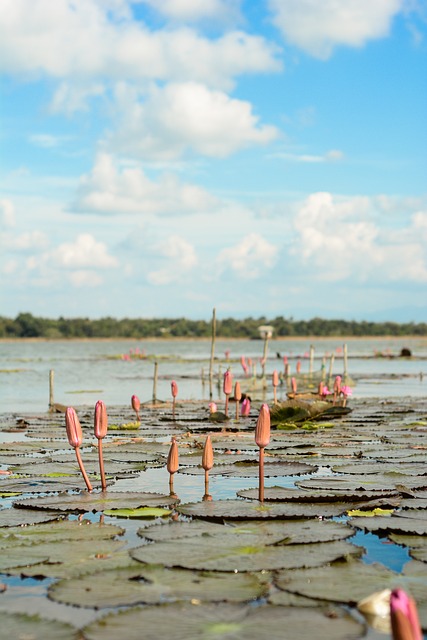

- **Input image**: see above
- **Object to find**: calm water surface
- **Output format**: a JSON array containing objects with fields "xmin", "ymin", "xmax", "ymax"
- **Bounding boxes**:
[{"xmin": 0, "ymin": 337, "xmax": 426, "ymax": 413}]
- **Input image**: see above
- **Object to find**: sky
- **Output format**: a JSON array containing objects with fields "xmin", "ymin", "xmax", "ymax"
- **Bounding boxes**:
[{"xmin": 1, "ymin": 0, "xmax": 426, "ymax": 323}]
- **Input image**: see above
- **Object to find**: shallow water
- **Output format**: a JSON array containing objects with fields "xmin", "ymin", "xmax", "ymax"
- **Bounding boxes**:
[{"xmin": 1, "ymin": 337, "xmax": 426, "ymax": 413}]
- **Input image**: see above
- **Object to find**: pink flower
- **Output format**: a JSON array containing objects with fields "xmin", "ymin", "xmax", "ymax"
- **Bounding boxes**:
[
  {"xmin": 390, "ymin": 588, "xmax": 422, "ymax": 640},
  {"xmin": 341, "ymin": 385, "xmax": 352, "ymax": 397},
  {"xmin": 171, "ymin": 381, "xmax": 178, "ymax": 398},
  {"xmin": 209, "ymin": 402, "xmax": 217, "ymax": 414},
  {"xmin": 223, "ymin": 370, "xmax": 233, "ymax": 395},
  {"xmin": 94, "ymin": 400, "xmax": 108, "ymax": 440},
  {"xmin": 321, "ymin": 385, "xmax": 331, "ymax": 397},
  {"xmin": 241, "ymin": 398, "xmax": 251, "ymax": 416},
  {"xmin": 65, "ymin": 407, "xmax": 83, "ymax": 449},
  {"xmin": 255, "ymin": 403, "xmax": 271, "ymax": 449}
]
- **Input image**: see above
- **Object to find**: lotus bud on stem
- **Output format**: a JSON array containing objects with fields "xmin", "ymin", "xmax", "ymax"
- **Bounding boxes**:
[
  {"xmin": 241, "ymin": 397, "xmax": 251, "ymax": 417},
  {"xmin": 234, "ymin": 381, "xmax": 242, "ymax": 420},
  {"xmin": 171, "ymin": 380, "xmax": 178, "ymax": 419},
  {"xmin": 255, "ymin": 403, "xmax": 270, "ymax": 502},
  {"xmin": 209, "ymin": 401, "xmax": 217, "ymax": 414},
  {"xmin": 65, "ymin": 407, "xmax": 92, "ymax": 492},
  {"xmin": 291, "ymin": 376, "xmax": 297, "ymax": 396},
  {"xmin": 390, "ymin": 588, "xmax": 422, "ymax": 640},
  {"xmin": 333, "ymin": 375, "xmax": 342, "ymax": 405},
  {"xmin": 167, "ymin": 436, "xmax": 179, "ymax": 494},
  {"xmin": 131, "ymin": 394, "xmax": 141, "ymax": 421},
  {"xmin": 223, "ymin": 370, "xmax": 232, "ymax": 416},
  {"xmin": 272, "ymin": 369, "xmax": 279, "ymax": 404},
  {"xmin": 94, "ymin": 400, "xmax": 108, "ymax": 491},
  {"xmin": 202, "ymin": 435, "xmax": 214, "ymax": 495}
]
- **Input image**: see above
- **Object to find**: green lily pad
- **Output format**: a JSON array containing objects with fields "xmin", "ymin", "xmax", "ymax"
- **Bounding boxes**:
[
  {"xmin": 0, "ymin": 611, "xmax": 79, "ymax": 639},
  {"xmin": 237, "ymin": 486, "xmax": 399, "ymax": 502},
  {"xmin": 82, "ymin": 602, "xmax": 365, "ymax": 640},
  {"xmin": 350, "ymin": 515, "xmax": 427, "ymax": 535},
  {"xmin": 0, "ymin": 508, "xmax": 63, "ymax": 527},
  {"xmin": 49, "ymin": 564, "xmax": 270, "ymax": 608},
  {"xmin": 103, "ymin": 507, "xmax": 172, "ymax": 518},
  {"xmin": 14, "ymin": 491, "xmax": 179, "ymax": 513},
  {"xmin": 0, "ymin": 518, "xmax": 124, "ymax": 545},
  {"xmin": 178, "ymin": 461, "xmax": 316, "ymax": 478},
  {"xmin": 131, "ymin": 536, "xmax": 361, "ymax": 572}
]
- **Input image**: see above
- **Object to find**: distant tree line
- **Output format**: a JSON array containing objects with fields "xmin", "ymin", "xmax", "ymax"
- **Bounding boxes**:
[{"xmin": 0, "ymin": 312, "xmax": 426, "ymax": 339}]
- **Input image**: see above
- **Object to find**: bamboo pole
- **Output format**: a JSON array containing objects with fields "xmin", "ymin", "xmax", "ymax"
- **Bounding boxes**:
[
  {"xmin": 328, "ymin": 353, "xmax": 335, "ymax": 384},
  {"xmin": 343, "ymin": 343, "xmax": 348, "ymax": 381},
  {"xmin": 209, "ymin": 308, "xmax": 216, "ymax": 399},
  {"xmin": 152, "ymin": 361, "xmax": 158, "ymax": 403},
  {"xmin": 309, "ymin": 345, "xmax": 314, "ymax": 377},
  {"xmin": 49, "ymin": 369, "xmax": 54, "ymax": 411}
]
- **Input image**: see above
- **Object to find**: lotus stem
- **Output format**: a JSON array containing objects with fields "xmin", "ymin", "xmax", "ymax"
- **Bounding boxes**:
[
  {"xmin": 94, "ymin": 400, "xmax": 108, "ymax": 491},
  {"xmin": 97, "ymin": 439, "xmax": 106, "ymax": 491},
  {"xmin": 75, "ymin": 446, "xmax": 93, "ymax": 492},
  {"xmin": 259, "ymin": 447, "xmax": 265, "ymax": 502}
]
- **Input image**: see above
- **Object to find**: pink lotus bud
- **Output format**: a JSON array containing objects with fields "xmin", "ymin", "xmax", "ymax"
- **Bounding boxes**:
[
  {"xmin": 390, "ymin": 588, "xmax": 422, "ymax": 640},
  {"xmin": 209, "ymin": 402, "xmax": 217, "ymax": 414},
  {"xmin": 241, "ymin": 398, "xmax": 251, "ymax": 416},
  {"xmin": 283, "ymin": 356, "xmax": 288, "ymax": 365},
  {"xmin": 296, "ymin": 360, "xmax": 301, "ymax": 373},
  {"xmin": 167, "ymin": 437, "xmax": 179, "ymax": 474},
  {"xmin": 94, "ymin": 400, "xmax": 108, "ymax": 440},
  {"xmin": 272, "ymin": 370, "xmax": 279, "ymax": 387},
  {"xmin": 334, "ymin": 376, "xmax": 342, "ymax": 394},
  {"xmin": 255, "ymin": 403, "xmax": 270, "ymax": 449},
  {"xmin": 291, "ymin": 377, "xmax": 297, "ymax": 394},
  {"xmin": 341, "ymin": 384, "xmax": 352, "ymax": 397},
  {"xmin": 223, "ymin": 370, "xmax": 232, "ymax": 395},
  {"xmin": 65, "ymin": 407, "xmax": 83, "ymax": 449},
  {"xmin": 202, "ymin": 435, "xmax": 214, "ymax": 471},
  {"xmin": 171, "ymin": 381, "xmax": 178, "ymax": 398},
  {"xmin": 234, "ymin": 381, "xmax": 242, "ymax": 402},
  {"xmin": 131, "ymin": 394, "xmax": 140, "ymax": 411}
]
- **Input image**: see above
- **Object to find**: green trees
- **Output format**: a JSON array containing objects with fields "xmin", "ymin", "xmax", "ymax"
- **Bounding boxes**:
[{"xmin": 0, "ymin": 313, "xmax": 425, "ymax": 338}]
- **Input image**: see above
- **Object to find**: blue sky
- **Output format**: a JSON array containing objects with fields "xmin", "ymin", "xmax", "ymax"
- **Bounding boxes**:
[{"xmin": 1, "ymin": 0, "xmax": 426, "ymax": 322}]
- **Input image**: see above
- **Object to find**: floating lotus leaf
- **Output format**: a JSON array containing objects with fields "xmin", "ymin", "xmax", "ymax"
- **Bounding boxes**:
[
  {"xmin": 410, "ymin": 547, "xmax": 427, "ymax": 563},
  {"xmin": 82, "ymin": 602, "xmax": 365, "ymax": 640},
  {"xmin": 139, "ymin": 518, "xmax": 353, "ymax": 545},
  {"xmin": 297, "ymin": 475, "xmax": 427, "ymax": 492},
  {"xmin": 14, "ymin": 491, "xmax": 179, "ymax": 513},
  {"xmin": 350, "ymin": 515, "xmax": 427, "ymax": 536},
  {"xmin": 331, "ymin": 462, "xmax": 426, "ymax": 475},
  {"xmin": 103, "ymin": 507, "xmax": 172, "ymax": 518},
  {"xmin": 237, "ymin": 486, "xmax": 399, "ymax": 502},
  {"xmin": 0, "ymin": 477, "xmax": 98, "ymax": 493},
  {"xmin": 0, "ymin": 507, "xmax": 63, "ymax": 527},
  {"xmin": 131, "ymin": 536, "xmax": 361, "ymax": 572},
  {"xmin": 49, "ymin": 564, "xmax": 270, "ymax": 608},
  {"xmin": 178, "ymin": 461, "xmax": 316, "ymax": 478},
  {"xmin": 396, "ymin": 508, "xmax": 427, "ymax": 521},
  {"xmin": 0, "ymin": 518, "xmax": 124, "ymax": 545},
  {"xmin": 2, "ymin": 538, "xmax": 129, "ymax": 579},
  {"xmin": 400, "ymin": 498, "xmax": 427, "ymax": 509},
  {"xmin": 176, "ymin": 498, "xmax": 398, "ymax": 521},
  {"xmin": 0, "ymin": 611, "xmax": 79, "ymax": 639},
  {"xmin": 268, "ymin": 590, "xmax": 336, "ymax": 608}
]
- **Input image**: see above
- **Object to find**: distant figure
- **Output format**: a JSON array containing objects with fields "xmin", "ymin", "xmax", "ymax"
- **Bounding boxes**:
[
  {"xmin": 400, "ymin": 348, "xmax": 412, "ymax": 357},
  {"xmin": 276, "ymin": 352, "xmax": 281, "ymax": 359}
]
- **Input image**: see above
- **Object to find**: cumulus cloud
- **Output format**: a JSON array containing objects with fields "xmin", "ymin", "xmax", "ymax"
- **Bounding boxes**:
[
  {"xmin": 272, "ymin": 149, "xmax": 344, "ymax": 163},
  {"xmin": 50, "ymin": 233, "xmax": 118, "ymax": 269},
  {"xmin": 292, "ymin": 192, "xmax": 427, "ymax": 283},
  {"xmin": 0, "ymin": 199, "xmax": 15, "ymax": 227},
  {"xmin": 269, "ymin": 0, "xmax": 404, "ymax": 58},
  {"xmin": 108, "ymin": 82, "xmax": 278, "ymax": 159},
  {"xmin": 216, "ymin": 232, "xmax": 278, "ymax": 278},
  {"xmin": 73, "ymin": 153, "xmax": 218, "ymax": 214},
  {"xmin": 0, "ymin": 1, "xmax": 280, "ymax": 91},
  {"xmin": 147, "ymin": 235, "xmax": 198, "ymax": 285}
]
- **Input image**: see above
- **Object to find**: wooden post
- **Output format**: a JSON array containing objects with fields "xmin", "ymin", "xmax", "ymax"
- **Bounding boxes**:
[
  {"xmin": 49, "ymin": 369, "xmax": 54, "ymax": 411},
  {"xmin": 209, "ymin": 307, "xmax": 216, "ymax": 399},
  {"xmin": 343, "ymin": 343, "xmax": 348, "ymax": 382},
  {"xmin": 309, "ymin": 344, "xmax": 314, "ymax": 377},
  {"xmin": 152, "ymin": 362, "xmax": 158, "ymax": 403},
  {"xmin": 328, "ymin": 353, "xmax": 335, "ymax": 384}
]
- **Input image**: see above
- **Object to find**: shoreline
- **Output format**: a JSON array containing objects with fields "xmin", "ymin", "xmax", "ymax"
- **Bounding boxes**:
[{"xmin": 1, "ymin": 335, "xmax": 426, "ymax": 343}]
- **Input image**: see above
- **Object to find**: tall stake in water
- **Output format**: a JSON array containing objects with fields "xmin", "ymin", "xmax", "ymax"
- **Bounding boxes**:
[
  {"xmin": 209, "ymin": 307, "xmax": 216, "ymax": 400},
  {"xmin": 49, "ymin": 369, "xmax": 54, "ymax": 412}
]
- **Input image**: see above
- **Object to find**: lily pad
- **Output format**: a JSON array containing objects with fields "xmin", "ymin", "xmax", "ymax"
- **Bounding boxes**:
[
  {"xmin": 237, "ymin": 486, "xmax": 399, "ymax": 502},
  {"xmin": 0, "ymin": 507, "xmax": 63, "ymax": 528},
  {"xmin": 178, "ymin": 461, "xmax": 316, "ymax": 478},
  {"xmin": 350, "ymin": 515, "xmax": 427, "ymax": 536},
  {"xmin": 14, "ymin": 491, "xmax": 179, "ymax": 513},
  {"xmin": 49, "ymin": 564, "xmax": 270, "ymax": 608},
  {"xmin": 0, "ymin": 518, "xmax": 124, "ymax": 545},
  {"xmin": 131, "ymin": 537, "xmax": 361, "ymax": 572},
  {"xmin": 82, "ymin": 602, "xmax": 365, "ymax": 640},
  {"xmin": 0, "ymin": 611, "xmax": 79, "ymax": 639}
]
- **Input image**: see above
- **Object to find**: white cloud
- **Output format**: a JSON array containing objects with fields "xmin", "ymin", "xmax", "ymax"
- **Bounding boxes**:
[
  {"xmin": 269, "ymin": 0, "xmax": 404, "ymax": 58},
  {"xmin": 0, "ymin": 1, "xmax": 280, "ymax": 91},
  {"xmin": 216, "ymin": 232, "xmax": 278, "ymax": 278},
  {"xmin": 50, "ymin": 233, "xmax": 118, "ymax": 269},
  {"xmin": 0, "ymin": 199, "xmax": 15, "ymax": 227},
  {"xmin": 291, "ymin": 192, "xmax": 427, "ymax": 283},
  {"xmin": 108, "ymin": 82, "xmax": 278, "ymax": 159},
  {"xmin": 147, "ymin": 235, "xmax": 198, "ymax": 284},
  {"xmin": 272, "ymin": 149, "xmax": 344, "ymax": 163},
  {"xmin": 73, "ymin": 153, "xmax": 218, "ymax": 214},
  {"xmin": 69, "ymin": 270, "xmax": 104, "ymax": 287}
]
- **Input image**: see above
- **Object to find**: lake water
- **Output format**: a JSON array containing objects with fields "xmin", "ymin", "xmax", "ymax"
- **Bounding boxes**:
[{"xmin": 0, "ymin": 336, "xmax": 426, "ymax": 413}]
